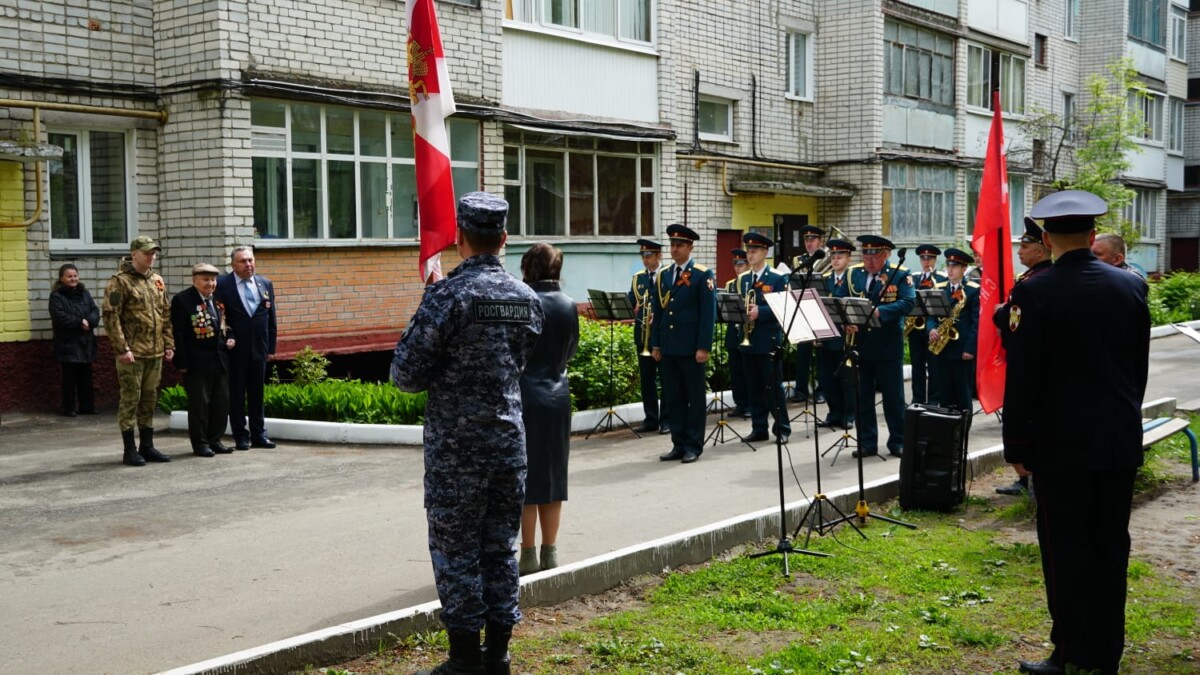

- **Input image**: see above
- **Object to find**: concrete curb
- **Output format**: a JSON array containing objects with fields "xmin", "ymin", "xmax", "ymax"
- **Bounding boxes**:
[{"xmin": 159, "ymin": 444, "xmax": 1009, "ymax": 675}]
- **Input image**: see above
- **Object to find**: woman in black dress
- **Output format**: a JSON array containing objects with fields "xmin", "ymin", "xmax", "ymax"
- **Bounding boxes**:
[
  {"xmin": 517, "ymin": 244, "xmax": 579, "ymax": 574},
  {"xmin": 49, "ymin": 263, "xmax": 100, "ymax": 416}
]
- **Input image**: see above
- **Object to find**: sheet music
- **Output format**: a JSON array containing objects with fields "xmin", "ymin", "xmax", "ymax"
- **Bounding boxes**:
[{"xmin": 762, "ymin": 288, "xmax": 838, "ymax": 344}]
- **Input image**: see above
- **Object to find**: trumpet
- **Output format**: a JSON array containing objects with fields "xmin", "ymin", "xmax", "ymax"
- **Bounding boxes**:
[
  {"xmin": 740, "ymin": 284, "xmax": 756, "ymax": 347},
  {"xmin": 639, "ymin": 286, "xmax": 653, "ymax": 357}
]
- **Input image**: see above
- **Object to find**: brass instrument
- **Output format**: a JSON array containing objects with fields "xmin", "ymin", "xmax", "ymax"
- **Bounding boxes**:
[
  {"xmin": 740, "ymin": 282, "xmax": 756, "ymax": 347},
  {"xmin": 639, "ymin": 286, "xmax": 653, "ymax": 357},
  {"xmin": 928, "ymin": 293, "xmax": 966, "ymax": 355},
  {"xmin": 903, "ymin": 316, "xmax": 926, "ymax": 339}
]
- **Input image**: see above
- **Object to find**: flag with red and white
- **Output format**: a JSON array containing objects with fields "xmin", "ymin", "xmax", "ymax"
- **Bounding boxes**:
[
  {"xmin": 407, "ymin": 0, "xmax": 457, "ymax": 283},
  {"xmin": 970, "ymin": 90, "xmax": 1015, "ymax": 414}
]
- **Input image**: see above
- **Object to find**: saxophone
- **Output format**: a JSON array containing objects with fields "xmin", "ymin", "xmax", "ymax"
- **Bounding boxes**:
[
  {"xmin": 928, "ymin": 292, "xmax": 965, "ymax": 355},
  {"xmin": 903, "ymin": 316, "xmax": 926, "ymax": 339}
]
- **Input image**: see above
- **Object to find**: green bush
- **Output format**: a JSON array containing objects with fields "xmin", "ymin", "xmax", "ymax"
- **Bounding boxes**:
[
  {"xmin": 568, "ymin": 317, "xmax": 640, "ymax": 411},
  {"xmin": 158, "ymin": 380, "xmax": 428, "ymax": 425},
  {"xmin": 1148, "ymin": 271, "xmax": 1200, "ymax": 325},
  {"xmin": 289, "ymin": 345, "xmax": 331, "ymax": 385}
]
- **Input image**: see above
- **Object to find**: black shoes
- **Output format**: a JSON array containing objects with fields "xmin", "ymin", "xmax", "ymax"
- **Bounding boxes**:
[
  {"xmin": 138, "ymin": 427, "xmax": 171, "ymax": 463},
  {"xmin": 659, "ymin": 448, "xmax": 685, "ymax": 461},
  {"xmin": 745, "ymin": 431, "xmax": 770, "ymax": 442},
  {"xmin": 636, "ymin": 422, "xmax": 658, "ymax": 433},
  {"xmin": 681, "ymin": 451, "xmax": 699, "ymax": 463},
  {"xmin": 787, "ymin": 394, "xmax": 808, "ymax": 404},
  {"xmin": 997, "ymin": 478, "xmax": 1029, "ymax": 495},
  {"xmin": 251, "ymin": 436, "xmax": 276, "ymax": 449},
  {"xmin": 814, "ymin": 393, "xmax": 827, "ymax": 404},
  {"xmin": 210, "ymin": 442, "xmax": 234, "ymax": 454},
  {"xmin": 234, "ymin": 439, "xmax": 251, "ymax": 451},
  {"xmin": 1018, "ymin": 659, "xmax": 1065, "ymax": 674},
  {"xmin": 852, "ymin": 449, "xmax": 878, "ymax": 458},
  {"xmin": 730, "ymin": 407, "xmax": 748, "ymax": 418},
  {"xmin": 193, "ymin": 446, "xmax": 216, "ymax": 458},
  {"xmin": 62, "ymin": 410, "xmax": 77, "ymax": 417},
  {"xmin": 776, "ymin": 434, "xmax": 790, "ymax": 445},
  {"xmin": 888, "ymin": 449, "xmax": 903, "ymax": 457},
  {"xmin": 658, "ymin": 425, "xmax": 671, "ymax": 434}
]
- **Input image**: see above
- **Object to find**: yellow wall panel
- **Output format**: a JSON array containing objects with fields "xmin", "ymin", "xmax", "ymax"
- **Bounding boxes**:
[
  {"xmin": 731, "ymin": 193, "xmax": 818, "ymax": 232},
  {"xmin": 0, "ymin": 161, "xmax": 32, "ymax": 342}
]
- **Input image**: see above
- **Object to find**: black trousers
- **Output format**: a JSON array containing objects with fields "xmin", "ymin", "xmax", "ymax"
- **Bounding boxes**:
[
  {"xmin": 934, "ymin": 356, "xmax": 971, "ymax": 412},
  {"xmin": 60, "ymin": 362, "xmax": 94, "ymax": 414},
  {"xmin": 186, "ymin": 370, "xmax": 230, "ymax": 449},
  {"xmin": 659, "ymin": 354, "xmax": 706, "ymax": 456},
  {"xmin": 743, "ymin": 352, "xmax": 789, "ymax": 437},
  {"xmin": 228, "ymin": 351, "xmax": 268, "ymax": 442},
  {"xmin": 727, "ymin": 341, "xmax": 747, "ymax": 411},
  {"xmin": 908, "ymin": 334, "xmax": 938, "ymax": 404},
  {"xmin": 1035, "ymin": 467, "xmax": 1137, "ymax": 674},
  {"xmin": 791, "ymin": 343, "xmax": 821, "ymax": 398},
  {"xmin": 637, "ymin": 353, "xmax": 665, "ymax": 428},
  {"xmin": 855, "ymin": 357, "xmax": 906, "ymax": 454},
  {"xmin": 816, "ymin": 348, "xmax": 853, "ymax": 425}
]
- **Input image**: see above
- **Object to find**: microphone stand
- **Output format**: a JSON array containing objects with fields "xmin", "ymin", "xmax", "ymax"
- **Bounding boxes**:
[{"xmin": 751, "ymin": 254, "xmax": 832, "ymax": 574}]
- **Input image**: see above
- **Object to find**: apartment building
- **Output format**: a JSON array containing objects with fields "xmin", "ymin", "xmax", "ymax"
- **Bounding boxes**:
[{"xmin": 0, "ymin": 0, "xmax": 1187, "ymax": 412}]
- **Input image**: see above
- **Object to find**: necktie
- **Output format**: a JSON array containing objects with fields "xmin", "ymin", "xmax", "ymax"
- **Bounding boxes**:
[
  {"xmin": 242, "ymin": 279, "xmax": 258, "ymax": 314},
  {"xmin": 868, "ymin": 275, "xmax": 878, "ymax": 294},
  {"xmin": 752, "ymin": 272, "xmax": 759, "ymax": 286},
  {"xmin": 205, "ymin": 296, "xmax": 217, "ymax": 323}
]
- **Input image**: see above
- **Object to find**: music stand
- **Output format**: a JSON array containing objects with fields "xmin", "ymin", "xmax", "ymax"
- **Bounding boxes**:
[
  {"xmin": 707, "ymin": 291, "xmax": 739, "ymax": 415},
  {"xmin": 584, "ymin": 289, "xmax": 641, "ymax": 439},
  {"xmin": 706, "ymin": 291, "xmax": 757, "ymax": 450},
  {"xmin": 786, "ymin": 272, "xmax": 823, "ymax": 406},
  {"xmin": 819, "ymin": 298, "xmax": 877, "ymax": 467}
]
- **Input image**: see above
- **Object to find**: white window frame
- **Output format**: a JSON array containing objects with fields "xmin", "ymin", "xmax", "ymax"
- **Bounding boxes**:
[
  {"xmin": 1124, "ymin": 187, "xmax": 1159, "ymax": 241},
  {"xmin": 698, "ymin": 96, "xmax": 734, "ymax": 142},
  {"xmin": 966, "ymin": 45, "xmax": 1026, "ymax": 114},
  {"xmin": 47, "ymin": 127, "xmax": 137, "ymax": 250},
  {"xmin": 1129, "ymin": 0, "xmax": 1165, "ymax": 47},
  {"xmin": 1062, "ymin": 92, "xmax": 1076, "ymax": 144},
  {"xmin": 1169, "ymin": 97, "xmax": 1185, "ymax": 152},
  {"xmin": 249, "ymin": 100, "xmax": 479, "ymax": 241},
  {"xmin": 1065, "ymin": 0, "xmax": 1080, "ymax": 41},
  {"xmin": 1128, "ymin": 90, "xmax": 1165, "ymax": 143},
  {"xmin": 1170, "ymin": 5, "xmax": 1187, "ymax": 60},
  {"xmin": 785, "ymin": 30, "xmax": 814, "ymax": 101},
  {"xmin": 884, "ymin": 19, "xmax": 956, "ymax": 108},
  {"xmin": 507, "ymin": 0, "xmax": 653, "ymax": 46},
  {"xmin": 883, "ymin": 163, "xmax": 956, "ymax": 241},
  {"xmin": 967, "ymin": 171, "xmax": 1026, "ymax": 240}
]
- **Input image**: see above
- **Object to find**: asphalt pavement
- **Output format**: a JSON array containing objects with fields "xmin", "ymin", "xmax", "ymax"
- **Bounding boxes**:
[{"xmin": 1, "ymin": 332, "xmax": 1198, "ymax": 674}]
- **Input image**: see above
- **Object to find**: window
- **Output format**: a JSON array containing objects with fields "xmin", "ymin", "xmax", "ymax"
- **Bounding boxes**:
[
  {"xmin": 501, "ymin": 128, "xmax": 657, "ymax": 238},
  {"xmin": 1062, "ymin": 92, "xmax": 1076, "ymax": 143},
  {"xmin": 786, "ymin": 30, "xmax": 813, "ymax": 100},
  {"xmin": 966, "ymin": 172, "xmax": 1027, "ymax": 237},
  {"xmin": 1123, "ymin": 187, "xmax": 1159, "ymax": 240},
  {"xmin": 698, "ymin": 97, "xmax": 734, "ymax": 142},
  {"xmin": 1128, "ymin": 91, "xmax": 1165, "ymax": 142},
  {"xmin": 1129, "ymin": 0, "xmax": 1165, "ymax": 47},
  {"xmin": 1065, "ymin": 0, "xmax": 1080, "ymax": 40},
  {"xmin": 882, "ymin": 163, "xmax": 956, "ymax": 240},
  {"xmin": 1171, "ymin": 6, "xmax": 1187, "ymax": 59},
  {"xmin": 1185, "ymin": 165, "xmax": 1200, "ymax": 188},
  {"xmin": 507, "ymin": 0, "xmax": 651, "ymax": 43},
  {"xmin": 883, "ymin": 20, "xmax": 955, "ymax": 108},
  {"xmin": 48, "ymin": 129, "xmax": 134, "ymax": 246},
  {"xmin": 1170, "ymin": 97, "xmax": 1185, "ymax": 152},
  {"xmin": 967, "ymin": 45, "xmax": 1026, "ymax": 113},
  {"xmin": 249, "ymin": 99, "xmax": 480, "ymax": 240},
  {"xmin": 1035, "ymin": 34, "xmax": 1047, "ymax": 66}
]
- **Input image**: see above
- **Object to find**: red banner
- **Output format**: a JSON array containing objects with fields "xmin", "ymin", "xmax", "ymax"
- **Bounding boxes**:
[
  {"xmin": 970, "ymin": 91, "xmax": 1015, "ymax": 414},
  {"xmin": 407, "ymin": 0, "xmax": 457, "ymax": 283}
]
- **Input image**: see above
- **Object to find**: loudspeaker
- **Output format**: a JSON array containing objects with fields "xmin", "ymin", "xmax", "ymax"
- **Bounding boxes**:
[{"xmin": 899, "ymin": 404, "xmax": 970, "ymax": 510}]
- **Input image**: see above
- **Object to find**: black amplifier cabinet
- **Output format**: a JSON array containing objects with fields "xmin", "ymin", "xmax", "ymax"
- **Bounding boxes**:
[{"xmin": 899, "ymin": 404, "xmax": 970, "ymax": 511}]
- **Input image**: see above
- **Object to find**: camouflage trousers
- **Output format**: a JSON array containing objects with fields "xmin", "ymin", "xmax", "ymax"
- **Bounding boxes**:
[
  {"xmin": 425, "ymin": 467, "xmax": 526, "ymax": 632},
  {"xmin": 116, "ymin": 357, "xmax": 162, "ymax": 432}
]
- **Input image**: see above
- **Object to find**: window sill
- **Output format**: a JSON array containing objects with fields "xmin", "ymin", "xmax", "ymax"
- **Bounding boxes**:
[
  {"xmin": 253, "ymin": 238, "xmax": 419, "ymax": 249},
  {"xmin": 785, "ymin": 93, "xmax": 814, "ymax": 104},
  {"xmin": 49, "ymin": 244, "xmax": 130, "ymax": 258},
  {"xmin": 502, "ymin": 20, "xmax": 658, "ymax": 57}
]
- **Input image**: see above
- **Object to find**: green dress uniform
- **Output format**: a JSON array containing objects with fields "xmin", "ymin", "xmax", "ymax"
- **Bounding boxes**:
[
  {"xmin": 628, "ymin": 265, "xmax": 668, "ymax": 432},
  {"xmin": 738, "ymin": 267, "xmax": 791, "ymax": 441},
  {"xmin": 848, "ymin": 258, "xmax": 914, "ymax": 456},
  {"xmin": 908, "ymin": 267, "xmax": 946, "ymax": 404},
  {"xmin": 651, "ymin": 259, "xmax": 716, "ymax": 460},
  {"xmin": 930, "ymin": 279, "xmax": 979, "ymax": 412}
]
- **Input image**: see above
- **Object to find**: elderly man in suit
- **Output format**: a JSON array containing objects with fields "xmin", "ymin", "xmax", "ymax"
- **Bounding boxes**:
[
  {"xmin": 216, "ymin": 246, "xmax": 279, "ymax": 451},
  {"xmin": 172, "ymin": 263, "xmax": 236, "ymax": 457}
]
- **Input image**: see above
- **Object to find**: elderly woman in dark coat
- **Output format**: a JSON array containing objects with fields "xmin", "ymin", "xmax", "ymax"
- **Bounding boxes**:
[
  {"xmin": 49, "ymin": 264, "xmax": 101, "ymax": 416},
  {"xmin": 517, "ymin": 243, "xmax": 580, "ymax": 575}
]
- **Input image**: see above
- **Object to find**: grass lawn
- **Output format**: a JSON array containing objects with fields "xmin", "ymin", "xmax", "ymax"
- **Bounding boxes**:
[{"xmin": 315, "ymin": 422, "xmax": 1200, "ymax": 675}]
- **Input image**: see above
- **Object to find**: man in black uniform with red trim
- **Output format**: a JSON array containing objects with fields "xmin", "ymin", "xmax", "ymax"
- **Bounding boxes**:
[{"xmin": 1002, "ymin": 190, "xmax": 1150, "ymax": 675}]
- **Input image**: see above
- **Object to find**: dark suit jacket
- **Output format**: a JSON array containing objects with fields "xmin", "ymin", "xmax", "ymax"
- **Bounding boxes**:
[
  {"xmin": 216, "ymin": 272, "xmax": 277, "ymax": 364},
  {"xmin": 170, "ymin": 286, "xmax": 230, "ymax": 375},
  {"xmin": 650, "ymin": 260, "xmax": 716, "ymax": 356},
  {"xmin": 849, "ymin": 264, "xmax": 915, "ymax": 361}
]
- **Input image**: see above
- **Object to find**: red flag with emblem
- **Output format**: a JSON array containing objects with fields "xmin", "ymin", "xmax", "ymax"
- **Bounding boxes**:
[
  {"xmin": 970, "ymin": 91, "xmax": 1015, "ymax": 414},
  {"xmin": 407, "ymin": 0, "xmax": 457, "ymax": 283}
]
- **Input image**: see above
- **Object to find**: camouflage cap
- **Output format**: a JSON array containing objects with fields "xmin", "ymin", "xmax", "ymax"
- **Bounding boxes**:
[
  {"xmin": 191, "ymin": 263, "xmax": 220, "ymax": 276},
  {"xmin": 457, "ymin": 192, "xmax": 509, "ymax": 234},
  {"xmin": 130, "ymin": 235, "xmax": 161, "ymax": 252}
]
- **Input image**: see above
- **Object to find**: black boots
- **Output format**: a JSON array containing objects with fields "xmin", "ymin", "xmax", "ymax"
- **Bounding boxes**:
[
  {"xmin": 138, "ymin": 427, "xmax": 171, "ymax": 463},
  {"xmin": 483, "ymin": 624, "xmax": 512, "ymax": 675},
  {"xmin": 121, "ymin": 429, "xmax": 145, "ymax": 467},
  {"xmin": 418, "ymin": 630, "xmax": 483, "ymax": 675}
]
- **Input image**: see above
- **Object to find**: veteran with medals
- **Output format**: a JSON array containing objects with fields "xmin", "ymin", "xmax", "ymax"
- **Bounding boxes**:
[
  {"xmin": 652, "ymin": 223, "xmax": 717, "ymax": 464},
  {"xmin": 171, "ymin": 263, "xmax": 236, "ymax": 456},
  {"xmin": 846, "ymin": 235, "xmax": 914, "ymax": 458}
]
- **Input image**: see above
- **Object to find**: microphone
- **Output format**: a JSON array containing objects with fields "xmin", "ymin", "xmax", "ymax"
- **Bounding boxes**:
[
  {"xmin": 802, "ymin": 249, "xmax": 826, "ymax": 270},
  {"xmin": 896, "ymin": 247, "xmax": 908, "ymax": 265}
]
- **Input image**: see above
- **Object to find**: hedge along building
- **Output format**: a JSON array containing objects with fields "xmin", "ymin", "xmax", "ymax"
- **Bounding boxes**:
[{"xmin": 1, "ymin": 0, "xmax": 1185, "ymax": 413}]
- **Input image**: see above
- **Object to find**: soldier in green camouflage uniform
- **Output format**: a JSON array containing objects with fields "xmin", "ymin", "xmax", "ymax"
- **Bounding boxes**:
[{"xmin": 102, "ymin": 236, "xmax": 175, "ymax": 467}]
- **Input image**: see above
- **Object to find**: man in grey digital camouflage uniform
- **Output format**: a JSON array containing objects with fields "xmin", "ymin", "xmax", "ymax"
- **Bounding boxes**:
[
  {"xmin": 391, "ymin": 192, "xmax": 544, "ymax": 675},
  {"xmin": 102, "ymin": 235, "xmax": 175, "ymax": 467}
]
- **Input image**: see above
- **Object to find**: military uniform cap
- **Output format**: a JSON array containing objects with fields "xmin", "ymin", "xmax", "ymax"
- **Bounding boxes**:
[
  {"xmin": 191, "ymin": 263, "xmax": 220, "ymax": 276},
  {"xmin": 742, "ymin": 231, "xmax": 772, "ymax": 248},
  {"xmin": 826, "ymin": 238, "xmax": 855, "ymax": 253},
  {"xmin": 637, "ymin": 238, "xmax": 663, "ymax": 253},
  {"xmin": 915, "ymin": 244, "xmax": 941, "ymax": 257},
  {"xmin": 856, "ymin": 234, "xmax": 895, "ymax": 254},
  {"xmin": 665, "ymin": 223, "xmax": 700, "ymax": 242},
  {"xmin": 1029, "ymin": 190, "xmax": 1107, "ymax": 233},
  {"xmin": 943, "ymin": 248, "xmax": 974, "ymax": 266},
  {"xmin": 130, "ymin": 235, "xmax": 161, "ymax": 252},
  {"xmin": 457, "ymin": 191, "xmax": 509, "ymax": 234},
  {"xmin": 1020, "ymin": 216, "xmax": 1046, "ymax": 244},
  {"xmin": 731, "ymin": 248, "xmax": 748, "ymax": 261},
  {"xmin": 799, "ymin": 224, "xmax": 825, "ymax": 238}
]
